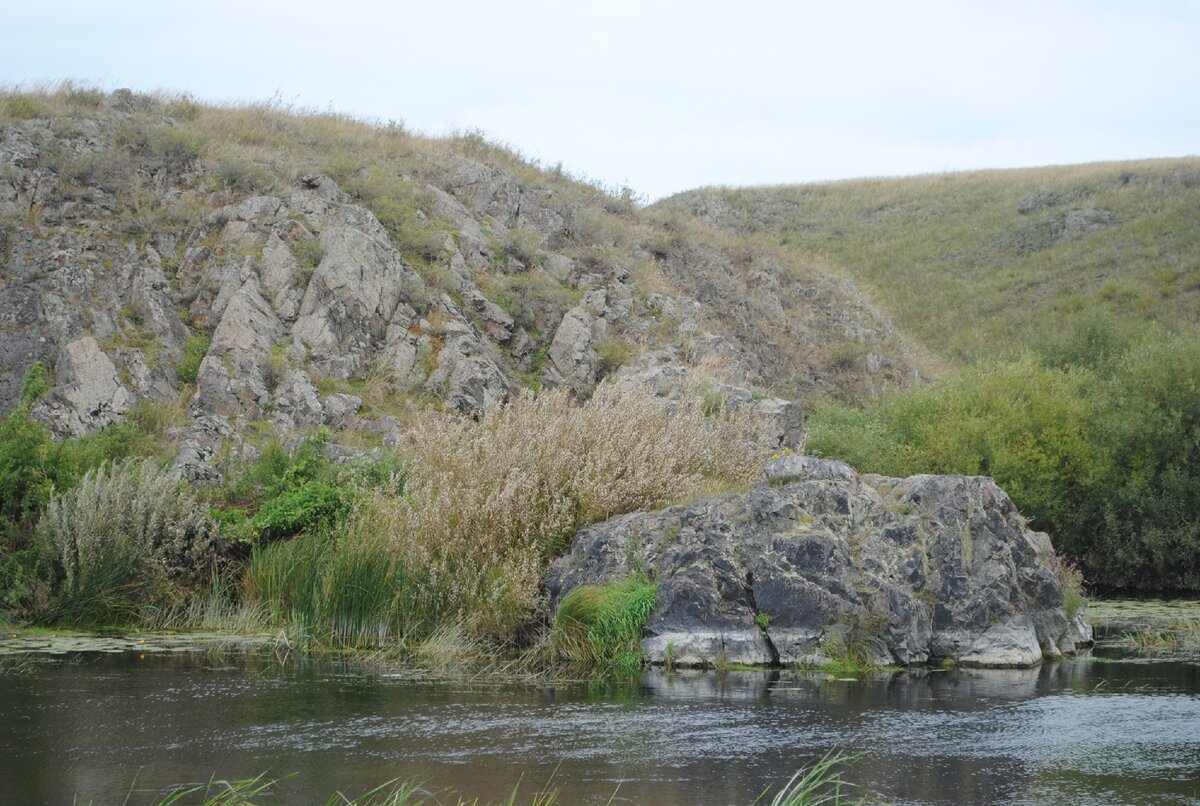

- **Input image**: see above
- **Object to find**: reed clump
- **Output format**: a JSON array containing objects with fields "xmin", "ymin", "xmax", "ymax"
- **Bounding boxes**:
[
  {"xmin": 552, "ymin": 575, "xmax": 658, "ymax": 673},
  {"xmin": 243, "ymin": 383, "xmax": 767, "ymax": 650},
  {"xmin": 351, "ymin": 382, "xmax": 767, "ymax": 642}
]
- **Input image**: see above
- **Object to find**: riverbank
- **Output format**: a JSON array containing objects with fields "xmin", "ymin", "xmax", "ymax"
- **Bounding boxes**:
[{"xmin": 4, "ymin": 599, "xmax": 1196, "ymax": 676}]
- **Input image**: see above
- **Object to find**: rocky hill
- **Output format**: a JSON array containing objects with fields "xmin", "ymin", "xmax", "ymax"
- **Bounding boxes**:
[
  {"xmin": 660, "ymin": 158, "xmax": 1200, "ymax": 363},
  {"xmin": 0, "ymin": 87, "xmax": 919, "ymax": 477}
]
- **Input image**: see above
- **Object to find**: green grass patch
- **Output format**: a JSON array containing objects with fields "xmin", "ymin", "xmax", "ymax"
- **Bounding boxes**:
[
  {"xmin": 552, "ymin": 576, "xmax": 657, "ymax": 673},
  {"xmin": 175, "ymin": 333, "xmax": 211, "ymax": 385},
  {"xmin": 245, "ymin": 530, "xmax": 434, "ymax": 649}
]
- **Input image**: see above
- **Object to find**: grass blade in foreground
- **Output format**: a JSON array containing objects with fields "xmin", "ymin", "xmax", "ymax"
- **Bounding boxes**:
[{"xmin": 758, "ymin": 750, "xmax": 874, "ymax": 806}]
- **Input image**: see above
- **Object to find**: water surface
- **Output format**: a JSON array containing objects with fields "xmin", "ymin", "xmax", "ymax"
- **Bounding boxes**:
[{"xmin": 1, "ymin": 647, "xmax": 1198, "ymax": 804}]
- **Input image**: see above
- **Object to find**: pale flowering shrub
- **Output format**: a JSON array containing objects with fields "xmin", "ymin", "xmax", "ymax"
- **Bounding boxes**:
[
  {"xmin": 347, "ymin": 381, "xmax": 771, "ymax": 640},
  {"xmin": 37, "ymin": 458, "xmax": 217, "ymax": 623}
]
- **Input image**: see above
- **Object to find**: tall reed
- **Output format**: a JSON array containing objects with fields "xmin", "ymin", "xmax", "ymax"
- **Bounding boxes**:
[{"xmin": 351, "ymin": 382, "xmax": 769, "ymax": 642}]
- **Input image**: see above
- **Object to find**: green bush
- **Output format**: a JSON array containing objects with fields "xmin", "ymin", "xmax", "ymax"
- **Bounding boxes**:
[
  {"xmin": 212, "ymin": 432, "xmax": 396, "ymax": 545},
  {"xmin": 808, "ymin": 325, "xmax": 1200, "ymax": 593},
  {"xmin": 18, "ymin": 361, "xmax": 49, "ymax": 406},
  {"xmin": 0, "ymin": 367, "xmax": 171, "ymax": 552},
  {"xmin": 210, "ymin": 507, "xmax": 256, "ymax": 545},
  {"xmin": 0, "ymin": 407, "xmax": 57, "ymax": 539},
  {"xmin": 251, "ymin": 481, "xmax": 351, "ymax": 542}
]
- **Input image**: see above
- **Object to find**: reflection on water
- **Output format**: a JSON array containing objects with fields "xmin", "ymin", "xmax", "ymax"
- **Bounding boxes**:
[{"xmin": 1, "ymin": 650, "xmax": 1198, "ymax": 805}]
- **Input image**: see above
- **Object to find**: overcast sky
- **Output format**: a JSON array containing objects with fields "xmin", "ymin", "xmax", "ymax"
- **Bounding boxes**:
[{"xmin": 3, "ymin": 1, "xmax": 1198, "ymax": 200}]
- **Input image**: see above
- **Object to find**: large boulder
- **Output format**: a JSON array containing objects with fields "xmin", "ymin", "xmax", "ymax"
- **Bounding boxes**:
[{"xmin": 545, "ymin": 455, "xmax": 1092, "ymax": 669}]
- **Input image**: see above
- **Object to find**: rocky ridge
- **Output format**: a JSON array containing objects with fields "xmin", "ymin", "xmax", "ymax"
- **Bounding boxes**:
[{"xmin": 0, "ymin": 89, "xmax": 918, "ymax": 478}]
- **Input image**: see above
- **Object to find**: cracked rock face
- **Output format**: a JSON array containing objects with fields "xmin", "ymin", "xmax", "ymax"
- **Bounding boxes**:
[
  {"xmin": 545, "ymin": 456, "xmax": 1092, "ymax": 669},
  {"xmin": 32, "ymin": 336, "xmax": 131, "ymax": 437}
]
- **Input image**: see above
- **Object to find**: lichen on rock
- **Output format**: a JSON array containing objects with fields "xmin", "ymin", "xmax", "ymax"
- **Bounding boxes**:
[{"xmin": 546, "ymin": 455, "xmax": 1092, "ymax": 669}]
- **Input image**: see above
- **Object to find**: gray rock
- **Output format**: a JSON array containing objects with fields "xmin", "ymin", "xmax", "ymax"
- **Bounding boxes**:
[
  {"xmin": 320, "ymin": 393, "xmax": 362, "ymax": 427},
  {"xmin": 549, "ymin": 304, "xmax": 607, "ymax": 391},
  {"xmin": 1060, "ymin": 207, "xmax": 1114, "ymax": 241},
  {"xmin": 445, "ymin": 156, "xmax": 566, "ymax": 242},
  {"xmin": 298, "ymin": 174, "xmax": 349, "ymax": 202},
  {"xmin": 424, "ymin": 334, "xmax": 510, "ymax": 414},
  {"xmin": 192, "ymin": 273, "xmax": 279, "ymax": 419},
  {"xmin": 293, "ymin": 226, "xmax": 424, "ymax": 378},
  {"xmin": 272, "ymin": 369, "xmax": 324, "ymax": 429},
  {"xmin": 32, "ymin": 336, "xmax": 131, "ymax": 437},
  {"xmin": 461, "ymin": 288, "xmax": 515, "ymax": 344},
  {"xmin": 258, "ymin": 233, "xmax": 304, "ymax": 322},
  {"xmin": 618, "ymin": 356, "xmax": 805, "ymax": 448},
  {"xmin": 546, "ymin": 457, "xmax": 1091, "ymax": 669}
]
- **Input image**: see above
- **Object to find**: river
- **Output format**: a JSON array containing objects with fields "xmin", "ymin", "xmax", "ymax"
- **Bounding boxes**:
[{"xmin": 1, "ymin": 642, "xmax": 1198, "ymax": 804}]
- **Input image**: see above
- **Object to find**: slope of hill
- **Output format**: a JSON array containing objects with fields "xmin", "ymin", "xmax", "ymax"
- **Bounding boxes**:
[
  {"xmin": 0, "ymin": 86, "xmax": 919, "ymax": 478},
  {"xmin": 660, "ymin": 159, "xmax": 1200, "ymax": 363}
]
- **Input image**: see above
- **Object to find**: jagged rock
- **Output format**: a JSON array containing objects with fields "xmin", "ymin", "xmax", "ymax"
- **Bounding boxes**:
[
  {"xmin": 1017, "ymin": 187, "xmax": 1066, "ymax": 214},
  {"xmin": 618, "ymin": 354, "xmax": 804, "ymax": 448},
  {"xmin": 114, "ymin": 348, "xmax": 174, "ymax": 402},
  {"xmin": 424, "ymin": 334, "xmax": 510, "ymax": 414},
  {"xmin": 298, "ymin": 174, "xmax": 349, "ymax": 203},
  {"xmin": 546, "ymin": 456, "xmax": 1091, "ymax": 669},
  {"xmin": 320, "ymin": 393, "xmax": 362, "ymax": 427},
  {"xmin": 1060, "ymin": 207, "xmax": 1113, "ymax": 241},
  {"xmin": 293, "ymin": 226, "xmax": 424, "ymax": 378},
  {"xmin": 32, "ymin": 337, "xmax": 131, "ymax": 437},
  {"xmin": 193, "ymin": 274, "xmax": 279, "ymax": 418},
  {"xmin": 0, "ymin": 95, "xmax": 923, "ymax": 454},
  {"xmin": 170, "ymin": 415, "xmax": 235, "ymax": 483},
  {"xmin": 258, "ymin": 233, "xmax": 304, "ymax": 322},
  {"xmin": 426, "ymin": 183, "xmax": 488, "ymax": 257},
  {"xmin": 549, "ymin": 296, "xmax": 607, "ymax": 391},
  {"xmin": 445, "ymin": 157, "xmax": 566, "ymax": 242},
  {"xmin": 461, "ymin": 288, "xmax": 515, "ymax": 344},
  {"xmin": 272, "ymin": 369, "xmax": 324, "ymax": 429}
]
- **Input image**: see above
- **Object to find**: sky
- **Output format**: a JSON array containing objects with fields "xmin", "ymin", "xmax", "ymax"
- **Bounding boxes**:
[{"xmin": 3, "ymin": 1, "xmax": 1198, "ymax": 200}]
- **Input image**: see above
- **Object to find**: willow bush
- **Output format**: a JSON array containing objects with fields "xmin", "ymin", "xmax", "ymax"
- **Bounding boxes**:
[{"xmin": 37, "ymin": 458, "xmax": 218, "ymax": 624}]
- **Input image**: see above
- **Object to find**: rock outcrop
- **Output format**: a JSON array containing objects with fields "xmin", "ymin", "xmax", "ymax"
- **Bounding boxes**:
[
  {"xmin": 617, "ymin": 350, "xmax": 805, "ymax": 448},
  {"xmin": 31, "ymin": 336, "xmax": 131, "ymax": 437},
  {"xmin": 546, "ymin": 455, "xmax": 1092, "ymax": 669},
  {"xmin": 0, "ymin": 90, "xmax": 920, "ymax": 478}
]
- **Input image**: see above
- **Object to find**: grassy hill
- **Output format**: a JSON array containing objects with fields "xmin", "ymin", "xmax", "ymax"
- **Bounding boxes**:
[
  {"xmin": 661, "ymin": 159, "xmax": 1200, "ymax": 363},
  {"xmin": 662, "ymin": 160, "xmax": 1200, "ymax": 593}
]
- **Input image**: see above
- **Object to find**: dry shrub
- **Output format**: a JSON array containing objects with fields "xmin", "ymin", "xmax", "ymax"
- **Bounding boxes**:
[
  {"xmin": 349, "ymin": 381, "xmax": 770, "ymax": 640},
  {"xmin": 37, "ymin": 458, "xmax": 217, "ymax": 623}
]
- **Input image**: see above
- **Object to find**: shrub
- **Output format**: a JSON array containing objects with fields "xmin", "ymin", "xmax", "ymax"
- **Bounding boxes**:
[
  {"xmin": 211, "ymin": 157, "xmax": 275, "ymax": 193},
  {"xmin": 552, "ymin": 576, "xmax": 657, "ymax": 672},
  {"xmin": 595, "ymin": 337, "xmax": 633, "ymax": 376},
  {"xmin": 350, "ymin": 382, "xmax": 769, "ymax": 641},
  {"xmin": 808, "ymin": 327, "xmax": 1200, "ymax": 593},
  {"xmin": 18, "ymin": 361, "xmax": 49, "ymax": 406},
  {"xmin": 36, "ymin": 459, "xmax": 218, "ymax": 624},
  {"xmin": 251, "ymin": 481, "xmax": 351, "ymax": 542},
  {"xmin": 213, "ymin": 431, "xmax": 382, "ymax": 544},
  {"xmin": 4, "ymin": 96, "xmax": 48, "ymax": 120},
  {"xmin": 0, "ymin": 408, "xmax": 57, "ymax": 538}
]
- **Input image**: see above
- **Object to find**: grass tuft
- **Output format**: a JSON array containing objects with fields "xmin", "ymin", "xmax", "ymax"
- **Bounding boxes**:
[{"xmin": 552, "ymin": 576, "xmax": 657, "ymax": 672}]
